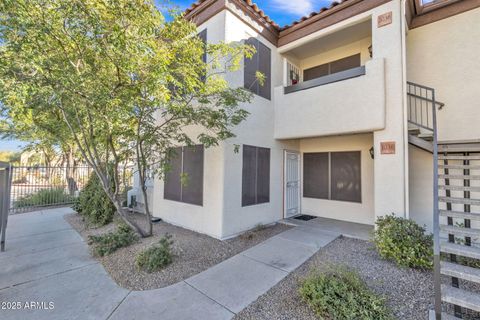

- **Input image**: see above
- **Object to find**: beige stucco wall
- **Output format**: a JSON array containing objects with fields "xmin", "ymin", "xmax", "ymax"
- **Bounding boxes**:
[
  {"xmin": 151, "ymin": 12, "xmax": 228, "ymax": 239},
  {"xmin": 300, "ymin": 133, "xmax": 375, "ymax": 225},
  {"xmin": 300, "ymin": 36, "xmax": 372, "ymax": 70},
  {"xmin": 408, "ymin": 145, "xmax": 433, "ymax": 232},
  {"xmin": 407, "ymin": 7, "xmax": 480, "ymax": 142},
  {"xmin": 219, "ymin": 9, "xmax": 299, "ymax": 238}
]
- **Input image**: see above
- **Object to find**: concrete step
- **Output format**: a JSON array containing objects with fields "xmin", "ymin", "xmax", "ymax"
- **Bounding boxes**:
[
  {"xmin": 409, "ymin": 134, "xmax": 433, "ymax": 152},
  {"xmin": 439, "ymin": 155, "xmax": 480, "ymax": 160},
  {"xmin": 439, "ymin": 164, "xmax": 480, "ymax": 170},
  {"xmin": 440, "ymin": 210, "xmax": 480, "ymax": 220},
  {"xmin": 441, "ymin": 242, "xmax": 480, "ymax": 260},
  {"xmin": 429, "ymin": 310, "xmax": 463, "ymax": 320},
  {"xmin": 441, "ymin": 225, "xmax": 480, "ymax": 238},
  {"xmin": 419, "ymin": 133, "xmax": 434, "ymax": 141},
  {"xmin": 439, "ymin": 144, "xmax": 480, "ymax": 153},
  {"xmin": 439, "ymin": 174, "xmax": 480, "ymax": 180},
  {"xmin": 441, "ymin": 261, "xmax": 480, "ymax": 284},
  {"xmin": 442, "ymin": 285, "xmax": 480, "ymax": 312},
  {"xmin": 408, "ymin": 127, "xmax": 421, "ymax": 135},
  {"xmin": 439, "ymin": 197, "xmax": 480, "ymax": 206},
  {"xmin": 439, "ymin": 185, "xmax": 480, "ymax": 192}
]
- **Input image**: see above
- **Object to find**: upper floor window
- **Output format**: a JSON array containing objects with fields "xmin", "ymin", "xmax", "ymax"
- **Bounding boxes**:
[
  {"xmin": 303, "ymin": 53, "xmax": 361, "ymax": 82},
  {"xmin": 244, "ymin": 38, "xmax": 271, "ymax": 100},
  {"xmin": 164, "ymin": 145, "xmax": 204, "ymax": 206},
  {"xmin": 198, "ymin": 29, "xmax": 207, "ymax": 82}
]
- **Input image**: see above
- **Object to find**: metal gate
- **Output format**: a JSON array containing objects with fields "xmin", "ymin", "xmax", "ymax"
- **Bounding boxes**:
[
  {"xmin": 0, "ymin": 162, "xmax": 12, "ymax": 251},
  {"xmin": 284, "ymin": 150, "xmax": 301, "ymax": 218}
]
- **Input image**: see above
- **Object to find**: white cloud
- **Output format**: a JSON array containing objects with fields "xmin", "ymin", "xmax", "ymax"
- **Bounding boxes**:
[{"xmin": 269, "ymin": 0, "xmax": 316, "ymax": 16}]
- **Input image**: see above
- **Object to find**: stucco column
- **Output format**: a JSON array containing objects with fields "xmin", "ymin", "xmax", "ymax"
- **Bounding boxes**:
[{"xmin": 372, "ymin": 0, "xmax": 408, "ymax": 221}]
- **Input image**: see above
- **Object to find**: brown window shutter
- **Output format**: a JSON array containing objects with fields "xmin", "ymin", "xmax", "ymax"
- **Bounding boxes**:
[
  {"xmin": 330, "ymin": 151, "xmax": 361, "ymax": 203},
  {"xmin": 303, "ymin": 152, "xmax": 329, "ymax": 199}
]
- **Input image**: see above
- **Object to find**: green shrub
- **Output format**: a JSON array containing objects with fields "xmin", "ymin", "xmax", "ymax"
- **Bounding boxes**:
[
  {"xmin": 373, "ymin": 214, "xmax": 433, "ymax": 269},
  {"xmin": 88, "ymin": 224, "xmax": 138, "ymax": 256},
  {"xmin": 14, "ymin": 187, "xmax": 74, "ymax": 208},
  {"xmin": 77, "ymin": 173, "xmax": 116, "ymax": 226},
  {"xmin": 136, "ymin": 234, "xmax": 174, "ymax": 272},
  {"xmin": 299, "ymin": 266, "xmax": 392, "ymax": 320}
]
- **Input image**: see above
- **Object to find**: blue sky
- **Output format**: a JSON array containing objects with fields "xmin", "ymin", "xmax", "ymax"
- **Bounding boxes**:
[
  {"xmin": 0, "ymin": 0, "xmax": 334, "ymax": 152},
  {"xmin": 159, "ymin": 0, "xmax": 335, "ymax": 27}
]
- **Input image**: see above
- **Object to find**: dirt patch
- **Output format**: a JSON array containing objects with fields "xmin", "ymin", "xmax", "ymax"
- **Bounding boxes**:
[{"xmin": 65, "ymin": 212, "xmax": 291, "ymax": 290}]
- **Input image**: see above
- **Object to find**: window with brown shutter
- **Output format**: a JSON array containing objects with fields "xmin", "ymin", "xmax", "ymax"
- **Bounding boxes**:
[
  {"xmin": 244, "ymin": 38, "xmax": 271, "ymax": 100},
  {"xmin": 242, "ymin": 145, "xmax": 270, "ymax": 206},
  {"xmin": 164, "ymin": 145, "xmax": 204, "ymax": 206},
  {"xmin": 303, "ymin": 151, "xmax": 361, "ymax": 203},
  {"xmin": 303, "ymin": 53, "xmax": 361, "ymax": 82}
]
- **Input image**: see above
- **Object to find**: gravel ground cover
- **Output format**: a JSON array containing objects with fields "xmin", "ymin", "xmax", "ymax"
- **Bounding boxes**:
[
  {"xmin": 65, "ymin": 212, "xmax": 291, "ymax": 290},
  {"xmin": 235, "ymin": 236, "xmax": 434, "ymax": 320}
]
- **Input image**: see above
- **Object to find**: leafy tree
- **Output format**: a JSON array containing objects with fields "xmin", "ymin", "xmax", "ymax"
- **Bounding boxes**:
[
  {"xmin": 0, "ymin": 0, "xmax": 254, "ymax": 237},
  {"xmin": 0, "ymin": 150, "xmax": 20, "ymax": 163}
]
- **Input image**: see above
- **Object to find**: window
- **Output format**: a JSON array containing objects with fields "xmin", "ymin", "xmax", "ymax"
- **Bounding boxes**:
[
  {"xmin": 303, "ymin": 151, "xmax": 361, "ymax": 203},
  {"xmin": 244, "ymin": 38, "xmax": 271, "ymax": 100},
  {"xmin": 242, "ymin": 145, "xmax": 270, "ymax": 206},
  {"xmin": 303, "ymin": 53, "xmax": 361, "ymax": 82},
  {"xmin": 164, "ymin": 145, "xmax": 204, "ymax": 205}
]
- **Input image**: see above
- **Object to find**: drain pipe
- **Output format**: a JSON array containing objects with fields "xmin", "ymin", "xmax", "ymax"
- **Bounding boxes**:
[{"xmin": 400, "ymin": 0, "xmax": 410, "ymax": 220}]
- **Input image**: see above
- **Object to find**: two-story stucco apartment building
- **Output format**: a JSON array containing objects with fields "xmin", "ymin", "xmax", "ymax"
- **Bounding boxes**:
[
  {"xmin": 132, "ymin": 0, "xmax": 478, "ymax": 237},
  {"xmin": 128, "ymin": 1, "xmax": 480, "ymax": 315}
]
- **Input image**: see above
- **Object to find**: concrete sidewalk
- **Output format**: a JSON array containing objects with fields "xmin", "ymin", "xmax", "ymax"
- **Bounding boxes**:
[{"xmin": 0, "ymin": 208, "xmax": 339, "ymax": 320}]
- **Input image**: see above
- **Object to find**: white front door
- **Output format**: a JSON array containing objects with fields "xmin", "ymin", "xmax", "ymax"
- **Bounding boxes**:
[{"xmin": 284, "ymin": 150, "xmax": 301, "ymax": 218}]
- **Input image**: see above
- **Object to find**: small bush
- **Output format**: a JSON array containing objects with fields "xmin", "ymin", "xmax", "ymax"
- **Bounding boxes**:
[
  {"xmin": 299, "ymin": 266, "xmax": 392, "ymax": 320},
  {"xmin": 77, "ymin": 173, "xmax": 116, "ymax": 226},
  {"xmin": 373, "ymin": 214, "xmax": 433, "ymax": 269},
  {"xmin": 14, "ymin": 188, "xmax": 73, "ymax": 208},
  {"xmin": 88, "ymin": 224, "xmax": 138, "ymax": 256},
  {"xmin": 136, "ymin": 234, "xmax": 174, "ymax": 272}
]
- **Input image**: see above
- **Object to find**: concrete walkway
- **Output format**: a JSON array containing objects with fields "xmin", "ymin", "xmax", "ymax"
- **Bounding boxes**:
[{"xmin": 0, "ymin": 208, "xmax": 340, "ymax": 320}]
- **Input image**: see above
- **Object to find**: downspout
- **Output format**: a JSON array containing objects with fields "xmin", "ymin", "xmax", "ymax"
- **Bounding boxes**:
[{"xmin": 400, "ymin": 0, "xmax": 410, "ymax": 219}]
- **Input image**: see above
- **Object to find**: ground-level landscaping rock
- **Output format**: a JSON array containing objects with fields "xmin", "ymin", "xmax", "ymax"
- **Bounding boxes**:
[
  {"xmin": 235, "ymin": 237, "xmax": 434, "ymax": 320},
  {"xmin": 65, "ymin": 212, "xmax": 291, "ymax": 290}
]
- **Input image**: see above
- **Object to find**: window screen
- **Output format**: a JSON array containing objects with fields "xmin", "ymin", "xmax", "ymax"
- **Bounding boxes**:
[
  {"xmin": 331, "ymin": 151, "xmax": 361, "ymax": 203},
  {"xmin": 303, "ymin": 153, "xmax": 329, "ymax": 199},
  {"xmin": 164, "ymin": 147, "xmax": 182, "ymax": 202},
  {"xmin": 164, "ymin": 145, "xmax": 204, "ymax": 205},
  {"xmin": 244, "ymin": 38, "xmax": 271, "ymax": 100},
  {"xmin": 242, "ymin": 145, "xmax": 270, "ymax": 206},
  {"xmin": 302, "ymin": 53, "xmax": 361, "ymax": 82},
  {"xmin": 303, "ymin": 151, "xmax": 361, "ymax": 203}
]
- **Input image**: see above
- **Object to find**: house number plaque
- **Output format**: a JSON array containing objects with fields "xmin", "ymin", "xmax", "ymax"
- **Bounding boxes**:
[
  {"xmin": 380, "ymin": 141, "xmax": 396, "ymax": 155},
  {"xmin": 378, "ymin": 12, "xmax": 392, "ymax": 28}
]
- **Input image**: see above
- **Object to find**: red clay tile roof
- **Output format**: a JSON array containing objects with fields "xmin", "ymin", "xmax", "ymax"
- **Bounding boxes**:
[
  {"xmin": 185, "ymin": 0, "xmax": 280, "ymax": 29},
  {"xmin": 184, "ymin": 0, "xmax": 353, "ymax": 32}
]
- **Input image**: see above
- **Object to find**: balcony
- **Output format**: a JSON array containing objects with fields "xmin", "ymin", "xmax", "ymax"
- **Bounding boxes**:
[{"xmin": 274, "ymin": 58, "xmax": 386, "ymax": 139}]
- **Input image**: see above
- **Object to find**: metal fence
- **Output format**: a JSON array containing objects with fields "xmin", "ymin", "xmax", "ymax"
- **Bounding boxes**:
[{"xmin": 9, "ymin": 166, "xmax": 93, "ymax": 214}]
